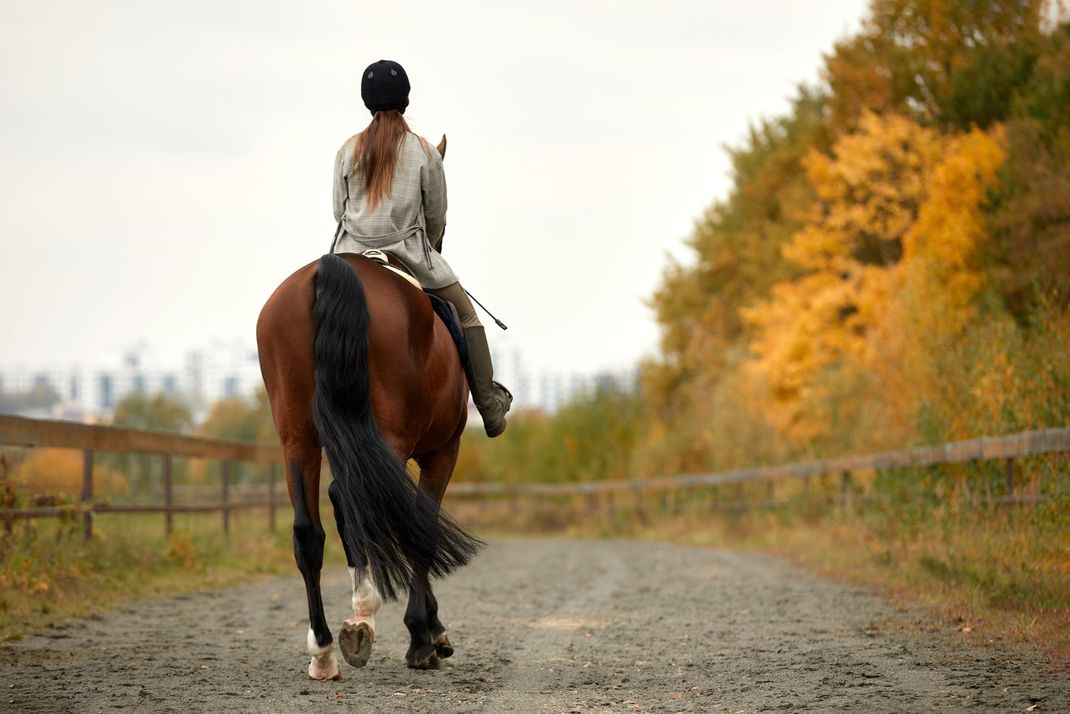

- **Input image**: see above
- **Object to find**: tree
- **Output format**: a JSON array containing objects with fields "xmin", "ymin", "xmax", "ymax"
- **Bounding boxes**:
[
  {"xmin": 109, "ymin": 392, "xmax": 193, "ymax": 494},
  {"xmin": 987, "ymin": 21, "xmax": 1070, "ymax": 318},
  {"xmin": 646, "ymin": 88, "xmax": 827, "ymax": 413},
  {"xmin": 823, "ymin": 0, "xmax": 1046, "ymax": 129},
  {"xmin": 198, "ymin": 388, "xmax": 276, "ymax": 443},
  {"xmin": 112, "ymin": 393, "xmax": 193, "ymax": 432},
  {"xmin": 742, "ymin": 112, "xmax": 943, "ymax": 441}
]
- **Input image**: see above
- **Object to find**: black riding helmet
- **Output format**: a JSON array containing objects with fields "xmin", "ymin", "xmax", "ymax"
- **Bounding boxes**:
[{"xmin": 361, "ymin": 59, "xmax": 410, "ymax": 114}]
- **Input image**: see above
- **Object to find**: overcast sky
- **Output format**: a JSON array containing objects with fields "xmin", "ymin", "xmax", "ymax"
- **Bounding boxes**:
[{"xmin": 0, "ymin": 0, "xmax": 868, "ymax": 376}]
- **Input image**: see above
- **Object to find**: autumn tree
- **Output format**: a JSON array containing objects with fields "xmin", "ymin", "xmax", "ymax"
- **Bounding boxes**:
[
  {"xmin": 824, "ymin": 0, "xmax": 1047, "ymax": 130},
  {"xmin": 646, "ymin": 89, "xmax": 827, "ymax": 413},
  {"xmin": 109, "ymin": 392, "xmax": 193, "ymax": 494},
  {"xmin": 194, "ymin": 389, "xmax": 277, "ymax": 485},
  {"xmin": 742, "ymin": 112, "xmax": 944, "ymax": 442},
  {"xmin": 987, "ymin": 21, "xmax": 1070, "ymax": 318}
]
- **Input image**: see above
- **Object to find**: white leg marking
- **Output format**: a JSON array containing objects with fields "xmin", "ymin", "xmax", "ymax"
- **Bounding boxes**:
[
  {"xmin": 306, "ymin": 626, "xmax": 339, "ymax": 680},
  {"xmin": 347, "ymin": 567, "xmax": 382, "ymax": 639}
]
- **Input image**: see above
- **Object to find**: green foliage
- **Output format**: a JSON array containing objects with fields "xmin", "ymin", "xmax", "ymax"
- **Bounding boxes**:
[
  {"xmin": 938, "ymin": 37, "xmax": 1041, "ymax": 130},
  {"xmin": 824, "ymin": 0, "xmax": 1046, "ymax": 128},
  {"xmin": 455, "ymin": 384, "xmax": 648, "ymax": 485},
  {"xmin": 987, "ymin": 23, "xmax": 1070, "ymax": 319},
  {"xmin": 112, "ymin": 392, "xmax": 193, "ymax": 432}
]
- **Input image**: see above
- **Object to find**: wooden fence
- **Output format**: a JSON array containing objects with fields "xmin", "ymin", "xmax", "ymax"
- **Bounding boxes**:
[
  {"xmin": 449, "ymin": 426, "xmax": 1070, "ymax": 500},
  {"xmin": 0, "ymin": 414, "xmax": 285, "ymax": 540},
  {"xmin": 1, "ymin": 414, "xmax": 1068, "ymax": 539}
]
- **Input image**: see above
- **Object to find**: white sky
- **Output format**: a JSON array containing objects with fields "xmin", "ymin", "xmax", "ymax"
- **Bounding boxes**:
[{"xmin": 0, "ymin": 0, "xmax": 867, "ymax": 376}]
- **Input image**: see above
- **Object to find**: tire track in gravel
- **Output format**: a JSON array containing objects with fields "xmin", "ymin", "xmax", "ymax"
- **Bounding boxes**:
[{"xmin": 1, "ymin": 538, "xmax": 1068, "ymax": 713}]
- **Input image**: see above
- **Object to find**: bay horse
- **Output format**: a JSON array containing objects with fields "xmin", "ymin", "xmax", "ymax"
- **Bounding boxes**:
[{"xmin": 256, "ymin": 148, "xmax": 482, "ymax": 678}]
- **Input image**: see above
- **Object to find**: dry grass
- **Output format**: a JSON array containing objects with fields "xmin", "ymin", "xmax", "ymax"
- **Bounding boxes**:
[{"xmin": 0, "ymin": 509, "xmax": 330, "ymax": 641}]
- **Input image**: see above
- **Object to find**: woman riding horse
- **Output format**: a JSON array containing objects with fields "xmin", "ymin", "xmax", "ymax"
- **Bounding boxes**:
[
  {"xmin": 333, "ymin": 59, "xmax": 512, "ymax": 437},
  {"xmin": 256, "ymin": 59, "xmax": 495, "ymax": 679}
]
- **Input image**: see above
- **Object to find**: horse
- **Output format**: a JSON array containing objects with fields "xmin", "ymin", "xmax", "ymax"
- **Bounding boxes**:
[{"xmin": 255, "ymin": 138, "xmax": 482, "ymax": 679}]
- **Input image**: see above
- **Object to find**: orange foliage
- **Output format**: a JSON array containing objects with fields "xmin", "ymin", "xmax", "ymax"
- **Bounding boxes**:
[
  {"xmin": 743, "ymin": 112, "xmax": 1007, "ymax": 444},
  {"xmin": 13, "ymin": 448, "xmax": 128, "ymax": 497}
]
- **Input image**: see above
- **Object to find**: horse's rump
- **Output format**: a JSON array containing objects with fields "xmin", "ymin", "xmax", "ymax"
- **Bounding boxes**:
[{"xmin": 257, "ymin": 254, "xmax": 480, "ymax": 602}]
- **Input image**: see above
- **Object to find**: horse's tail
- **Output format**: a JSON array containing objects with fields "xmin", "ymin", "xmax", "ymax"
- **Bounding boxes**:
[{"xmin": 311, "ymin": 253, "xmax": 482, "ymax": 601}]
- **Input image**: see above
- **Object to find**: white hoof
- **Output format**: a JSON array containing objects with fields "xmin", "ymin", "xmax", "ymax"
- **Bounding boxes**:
[{"xmin": 308, "ymin": 649, "xmax": 341, "ymax": 681}]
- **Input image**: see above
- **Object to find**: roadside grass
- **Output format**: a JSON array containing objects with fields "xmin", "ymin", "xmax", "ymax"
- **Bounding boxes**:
[{"xmin": 0, "ymin": 508, "xmax": 344, "ymax": 641}]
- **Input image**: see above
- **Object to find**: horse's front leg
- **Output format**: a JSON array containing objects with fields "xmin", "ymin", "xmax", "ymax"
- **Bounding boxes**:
[{"xmin": 288, "ymin": 448, "xmax": 339, "ymax": 681}]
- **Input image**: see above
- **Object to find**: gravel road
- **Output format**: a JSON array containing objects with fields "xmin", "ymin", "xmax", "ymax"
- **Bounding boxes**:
[{"xmin": 1, "ymin": 538, "xmax": 1067, "ymax": 713}]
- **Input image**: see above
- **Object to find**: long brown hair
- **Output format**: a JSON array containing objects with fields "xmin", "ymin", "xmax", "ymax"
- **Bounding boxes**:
[{"xmin": 352, "ymin": 110, "xmax": 412, "ymax": 212}]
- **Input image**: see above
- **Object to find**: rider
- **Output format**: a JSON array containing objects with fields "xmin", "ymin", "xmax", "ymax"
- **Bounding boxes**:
[{"xmin": 332, "ymin": 59, "xmax": 512, "ymax": 437}]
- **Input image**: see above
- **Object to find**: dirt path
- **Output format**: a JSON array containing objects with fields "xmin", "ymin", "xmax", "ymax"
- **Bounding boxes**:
[{"xmin": 1, "ymin": 538, "xmax": 1067, "ymax": 712}]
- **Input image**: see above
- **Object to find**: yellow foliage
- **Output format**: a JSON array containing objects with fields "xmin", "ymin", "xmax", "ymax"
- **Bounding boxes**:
[
  {"xmin": 743, "ymin": 113, "xmax": 942, "ymax": 440},
  {"xmin": 868, "ymin": 126, "xmax": 1006, "ymax": 435},
  {"xmin": 165, "ymin": 530, "xmax": 202, "ymax": 572},
  {"xmin": 742, "ymin": 113, "xmax": 1006, "ymax": 444},
  {"xmin": 904, "ymin": 126, "xmax": 1007, "ymax": 313}
]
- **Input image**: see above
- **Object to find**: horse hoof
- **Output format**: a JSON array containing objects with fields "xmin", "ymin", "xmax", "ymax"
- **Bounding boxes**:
[
  {"xmin": 308, "ymin": 652, "xmax": 341, "ymax": 681},
  {"xmin": 339, "ymin": 621, "xmax": 374, "ymax": 668},
  {"xmin": 405, "ymin": 645, "xmax": 440, "ymax": 670},
  {"xmin": 432, "ymin": 632, "xmax": 454, "ymax": 658}
]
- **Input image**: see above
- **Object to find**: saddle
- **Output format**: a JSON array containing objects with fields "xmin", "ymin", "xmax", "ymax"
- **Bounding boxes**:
[{"xmin": 359, "ymin": 250, "xmax": 468, "ymax": 368}]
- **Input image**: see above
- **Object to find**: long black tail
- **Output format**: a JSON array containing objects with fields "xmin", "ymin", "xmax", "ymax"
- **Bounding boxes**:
[{"xmin": 311, "ymin": 253, "xmax": 482, "ymax": 601}]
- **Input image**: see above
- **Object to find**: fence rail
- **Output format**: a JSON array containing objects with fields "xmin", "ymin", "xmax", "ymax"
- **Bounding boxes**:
[
  {"xmin": 2, "ymin": 415, "xmax": 1068, "ymax": 537},
  {"xmin": 446, "ymin": 426, "xmax": 1070, "ymax": 497}
]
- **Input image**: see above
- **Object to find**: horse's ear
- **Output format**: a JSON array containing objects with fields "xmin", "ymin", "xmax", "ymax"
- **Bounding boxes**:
[{"xmin": 436, "ymin": 134, "xmax": 447, "ymax": 159}]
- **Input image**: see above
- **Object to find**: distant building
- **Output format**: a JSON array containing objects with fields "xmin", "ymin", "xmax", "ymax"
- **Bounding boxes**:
[
  {"xmin": 0, "ymin": 339, "xmax": 263, "ymax": 421},
  {"xmin": 1, "ymin": 338, "xmax": 638, "ymax": 422}
]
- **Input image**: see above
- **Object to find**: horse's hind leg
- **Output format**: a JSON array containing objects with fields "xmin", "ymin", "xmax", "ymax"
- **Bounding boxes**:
[
  {"xmin": 405, "ymin": 440, "xmax": 462, "ymax": 669},
  {"xmin": 328, "ymin": 480, "xmax": 381, "ymax": 668},
  {"xmin": 287, "ymin": 440, "xmax": 339, "ymax": 681}
]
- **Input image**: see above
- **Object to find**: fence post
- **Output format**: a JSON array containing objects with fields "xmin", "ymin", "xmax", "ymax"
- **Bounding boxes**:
[
  {"xmin": 164, "ymin": 455, "xmax": 174, "ymax": 536},
  {"xmin": 81, "ymin": 449, "xmax": 93, "ymax": 541},
  {"xmin": 840, "ymin": 470, "xmax": 850, "ymax": 507},
  {"xmin": 766, "ymin": 479, "xmax": 774, "ymax": 504},
  {"xmin": 1005, "ymin": 457, "xmax": 1015, "ymax": 502},
  {"xmin": 268, "ymin": 462, "xmax": 277, "ymax": 533},
  {"xmin": 222, "ymin": 460, "xmax": 230, "ymax": 536}
]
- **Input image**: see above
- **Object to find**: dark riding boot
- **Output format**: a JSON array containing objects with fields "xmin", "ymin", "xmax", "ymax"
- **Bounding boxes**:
[{"xmin": 462, "ymin": 326, "xmax": 512, "ymax": 437}]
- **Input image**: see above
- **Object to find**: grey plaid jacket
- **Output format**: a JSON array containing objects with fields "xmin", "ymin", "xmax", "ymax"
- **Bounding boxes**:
[{"xmin": 332, "ymin": 133, "xmax": 458, "ymax": 289}]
